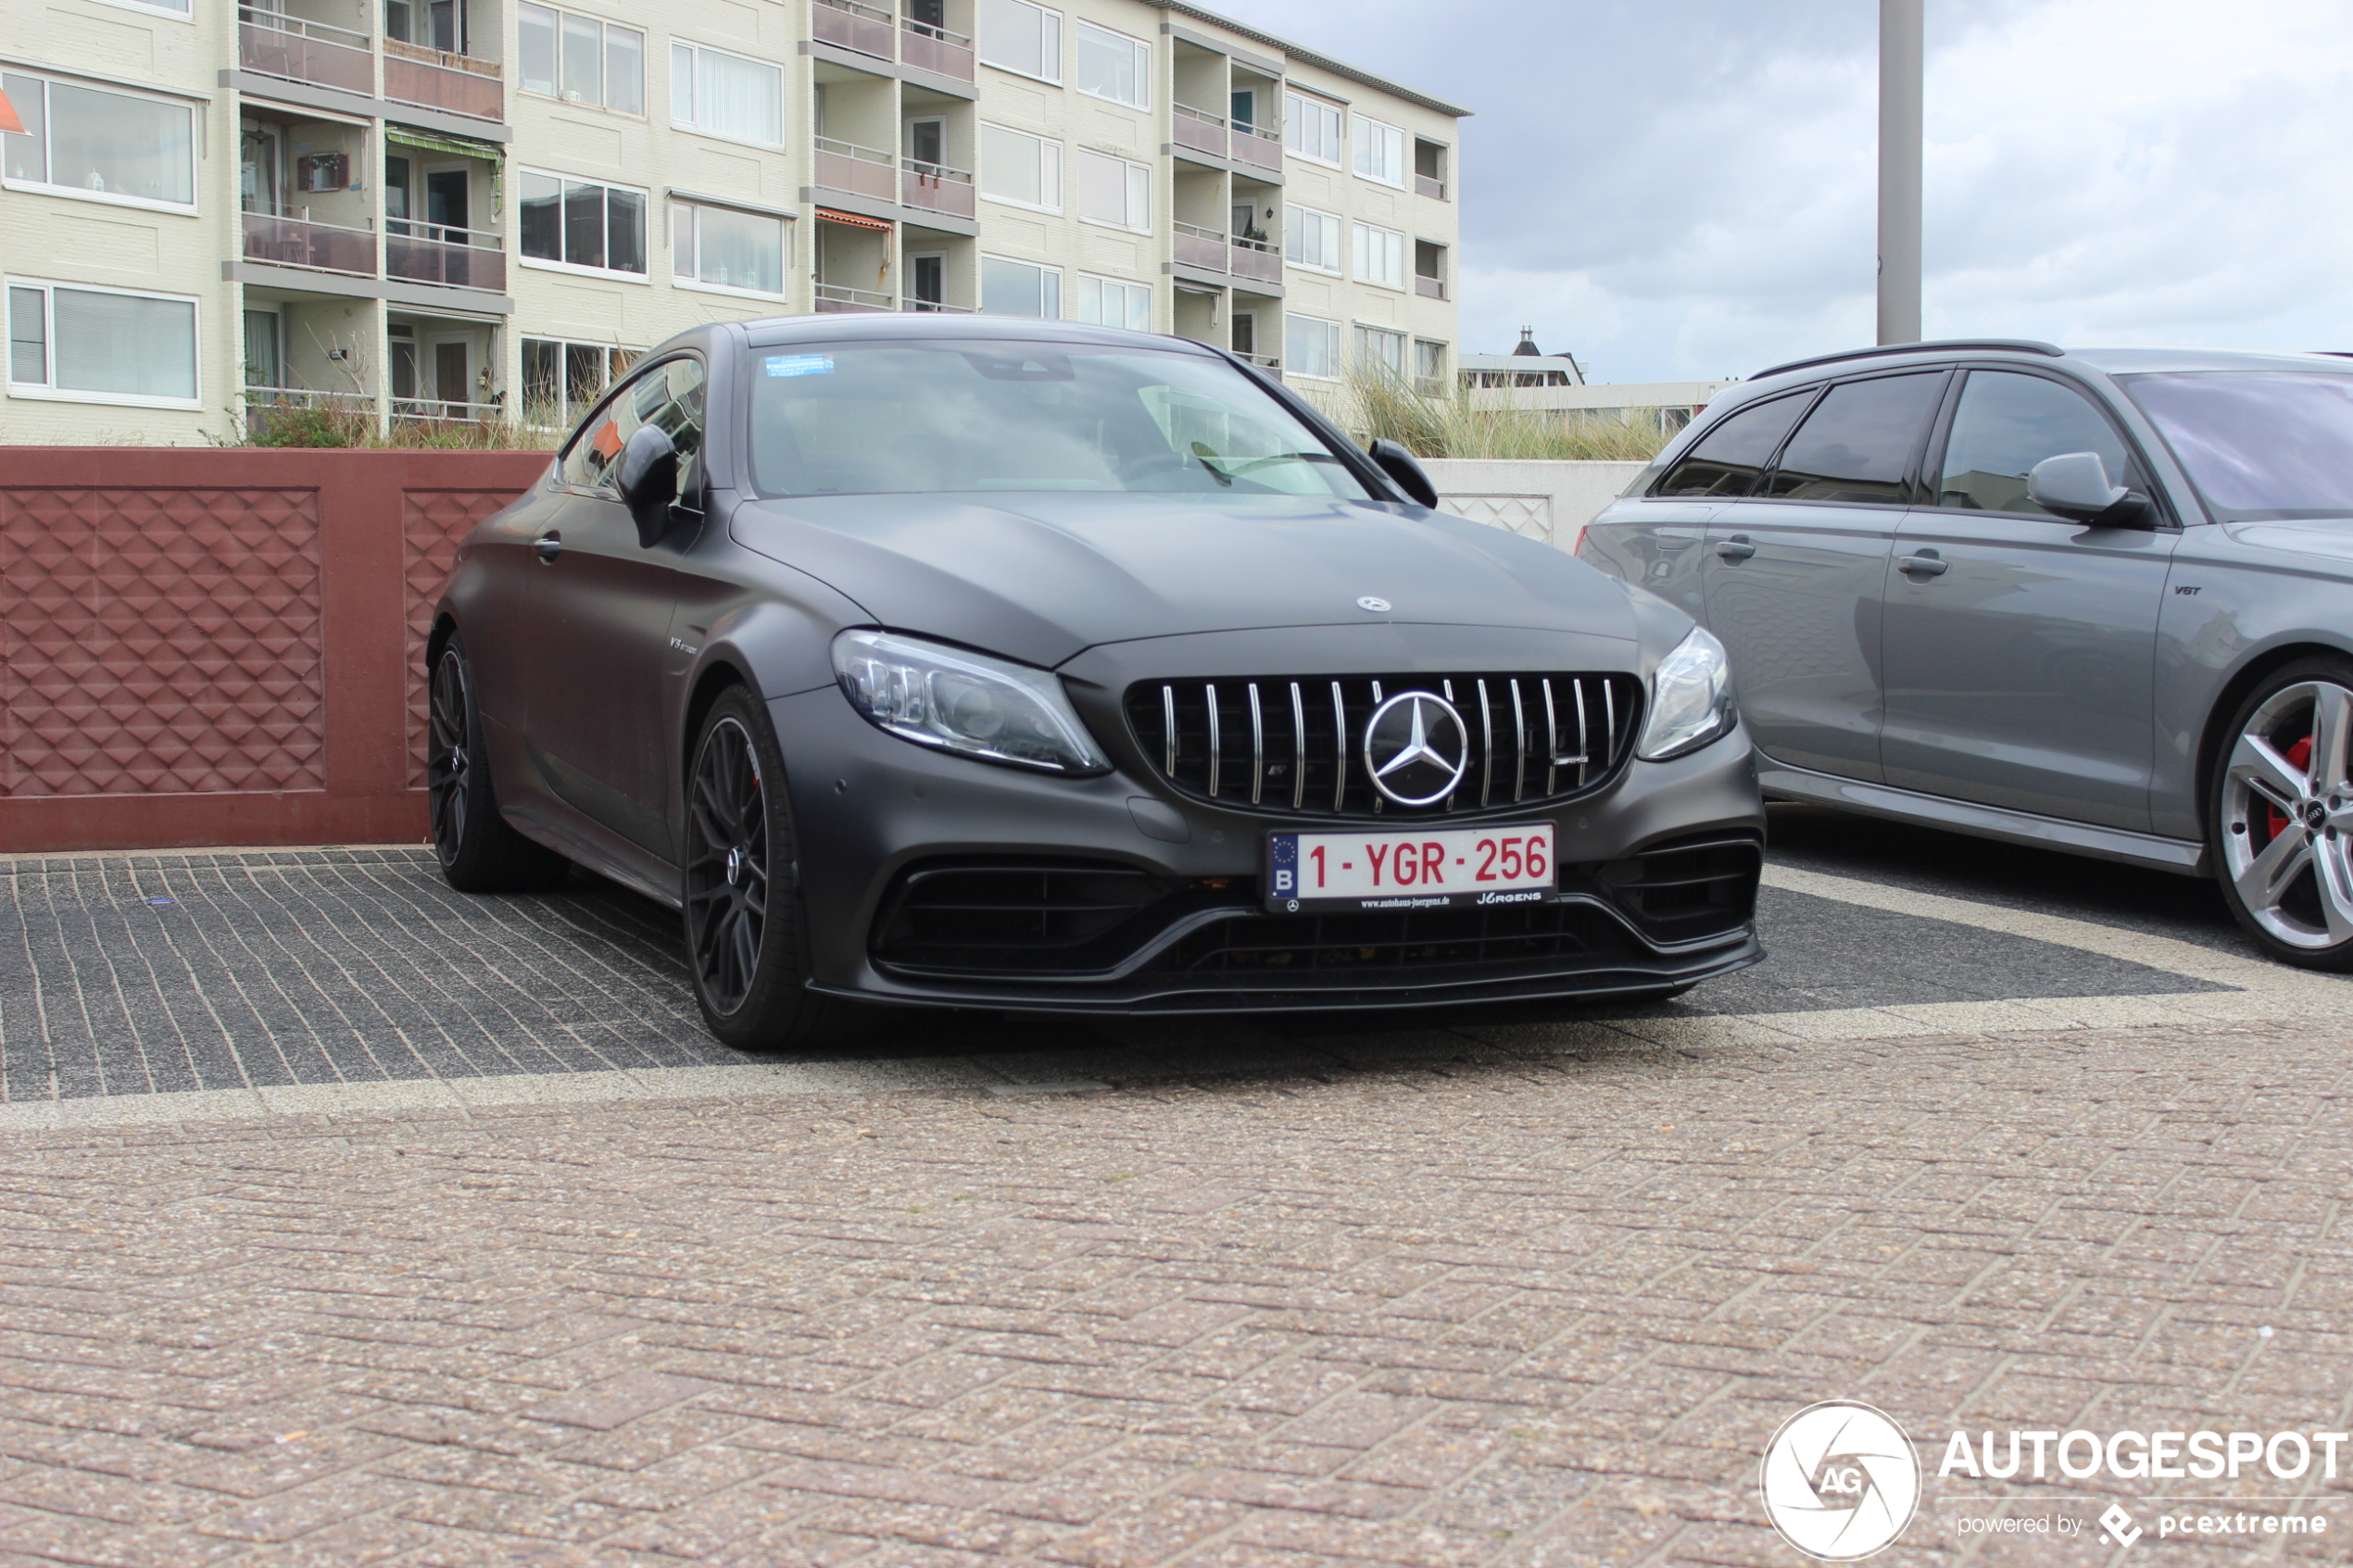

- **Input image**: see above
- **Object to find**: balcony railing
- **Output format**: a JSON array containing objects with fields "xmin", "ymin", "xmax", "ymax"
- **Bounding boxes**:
[
  {"xmin": 386, "ymin": 223, "xmax": 508, "ymax": 292},
  {"xmin": 1173, "ymin": 104, "xmax": 1227, "ymax": 159},
  {"xmin": 1235, "ymin": 352, "xmax": 1282, "ymax": 380},
  {"xmin": 237, "ymin": 6, "xmax": 372, "ymax": 96},
  {"xmin": 393, "ymin": 395, "xmax": 503, "ymax": 424},
  {"xmin": 901, "ymin": 18, "xmax": 975, "ymax": 80},
  {"xmin": 1229, "ymin": 235, "xmax": 1281, "ymax": 284},
  {"xmin": 901, "ymin": 160, "xmax": 975, "ymax": 219},
  {"xmin": 1415, "ymin": 274, "xmax": 1447, "ymax": 301},
  {"xmin": 242, "ymin": 210, "xmax": 376, "ymax": 278},
  {"xmin": 907, "ymin": 298, "xmax": 975, "ymax": 313},
  {"xmin": 814, "ymin": 0, "xmax": 894, "ymax": 60},
  {"xmin": 1415, "ymin": 173, "xmax": 1447, "ymax": 201},
  {"xmin": 815, "ymin": 137, "xmax": 898, "ymax": 204},
  {"xmin": 384, "ymin": 36, "xmax": 503, "ymax": 122},
  {"xmin": 815, "ymin": 282, "xmax": 895, "ymax": 313},
  {"xmin": 1174, "ymin": 221, "xmax": 1226, "ymax": 271},
  {"xmin": 1231, "ymin": 123, "xmax": 1282, "ymax": 173}
]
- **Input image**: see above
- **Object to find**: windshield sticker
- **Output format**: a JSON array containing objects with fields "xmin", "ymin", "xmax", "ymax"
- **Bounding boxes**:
[{"xmin": 765, "ymin": 354, "xmax": 834, "ymax": 378}]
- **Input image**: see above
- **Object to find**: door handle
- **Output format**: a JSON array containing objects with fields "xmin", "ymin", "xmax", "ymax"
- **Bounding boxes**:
[
  {"xmin": 1715, "ymin": 535, "xmax": 1755, "ymax": 562},
  {"xmin": 534, "ymin": 532, "xmax": 561, "ymax": 563},
  {"xmin": 1895, "ymin": 551, "xmax": 1948, "ymax": 577}
]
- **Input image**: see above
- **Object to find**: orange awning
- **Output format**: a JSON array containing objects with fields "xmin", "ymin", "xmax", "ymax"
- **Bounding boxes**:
[
  {"xmin": 0, "ymin": 88, "xmax": 23, "ymax": 137},
  {"xmin": 815, "ymin": 207, "xmax": 894, "ymax": 232}
]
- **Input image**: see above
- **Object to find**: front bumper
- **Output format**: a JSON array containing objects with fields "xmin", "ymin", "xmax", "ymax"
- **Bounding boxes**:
[{"xmin": 774, "ymin": 679, "xmax": 1766, "ymax": 1015}]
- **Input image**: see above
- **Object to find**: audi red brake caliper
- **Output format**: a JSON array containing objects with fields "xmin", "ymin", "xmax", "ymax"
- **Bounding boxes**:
[{"xmin": 2267, "ymin": 735, "xmax": 2315, "ymax": 840}]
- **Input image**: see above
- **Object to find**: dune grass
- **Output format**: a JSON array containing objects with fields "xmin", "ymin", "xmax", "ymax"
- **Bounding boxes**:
[{"xmin": 1340, "ymin": 364, "xmax": 1679, "ymax": 462}]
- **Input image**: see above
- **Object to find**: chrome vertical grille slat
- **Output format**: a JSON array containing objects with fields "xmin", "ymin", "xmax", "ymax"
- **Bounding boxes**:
[
  {"xmin": 1330, "ymin": 680, "xmax": 1347, "ymax": 811},
  {"xmin": 1574, "ymin": 678, "xmax": 1590, "ymax": 789},
  {"xmin": 1602, "ymin": 681, "xmax": 1617, "ymax": 770},
  {"xmin": 1162, "ymin": 684, "xmax": 1177, "ymax": 777},
  {"xmin": 1205, "ymin": 683, "xmax": 1221, "ymax": 799},
  {"xmin": 1541, "ymin": 679, "xmax": 1559, "ymax": 796},
  {"xmin": 1289, "ymin": 682, "xmax": 1306, "ymax": 810},
  {"xmin": 1247, "ymin": 683, "xmax": 1265, "ymax": 806},
  {"xmin": 1510, "ymin": 679, "xmax": 1528, "ymax": 803},
  {"xmin": 1476, "ymin": 679, "xmax": 1493, "ymax": 809}
]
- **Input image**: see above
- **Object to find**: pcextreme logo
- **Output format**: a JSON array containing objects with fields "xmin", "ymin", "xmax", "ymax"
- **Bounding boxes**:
[{"xmin": 1759, "ymin": 1401, "xmax": 1922, "ymax": 1561}]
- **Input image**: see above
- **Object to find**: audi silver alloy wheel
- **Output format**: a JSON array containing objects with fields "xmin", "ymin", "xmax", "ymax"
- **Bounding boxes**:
[
  {"xmin": 426, "ymin": 648, "xmax": 471, "ymax": 864},
  {"xmin": 2221, "ymin": 678, "xmax": 2353, "ymax": 950},
  {"xmin": 686, "ymin": 716, "xmax": 770, "ymax": 1014}
]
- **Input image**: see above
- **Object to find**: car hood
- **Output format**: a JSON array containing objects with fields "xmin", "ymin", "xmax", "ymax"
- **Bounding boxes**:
[
  {"xmin": 728, "ymin": 491, "xmax": 1641, "ymax": 668},
  {"xmin": 2226, "ymin": 519, "xmax": 2353, "ymax": 571}
]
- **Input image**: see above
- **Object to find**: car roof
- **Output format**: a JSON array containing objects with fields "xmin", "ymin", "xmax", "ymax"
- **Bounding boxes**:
[
  {"xmin": 731, "ymin": 313, "xmax": 1227, "ymax": 356},
  {"xmin": 1742, "ymin": 340, "xmax": 2353, "ymax": 394}
]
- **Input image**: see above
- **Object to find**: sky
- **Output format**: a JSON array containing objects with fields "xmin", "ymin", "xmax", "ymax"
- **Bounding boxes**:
[{"xmin": 1211, "ymin": 0, "xmax": 2353, "ymax": 383}]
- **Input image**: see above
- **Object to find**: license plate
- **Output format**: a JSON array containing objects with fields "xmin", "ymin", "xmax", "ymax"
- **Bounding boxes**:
[{"xmin": 1265, "ymin": 823, "xmax": 1556, "ymax": 913}]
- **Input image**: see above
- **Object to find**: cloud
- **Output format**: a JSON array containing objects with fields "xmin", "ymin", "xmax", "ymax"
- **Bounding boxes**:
[{"xmin": 1208, "ymin": 0, "xmax": 2353, "ymax": 379}]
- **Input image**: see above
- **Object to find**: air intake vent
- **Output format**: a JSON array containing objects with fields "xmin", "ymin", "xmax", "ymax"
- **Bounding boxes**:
[{"xmin": 1124, "ymin": 672, "xmax": 1642, "ymax": 819}]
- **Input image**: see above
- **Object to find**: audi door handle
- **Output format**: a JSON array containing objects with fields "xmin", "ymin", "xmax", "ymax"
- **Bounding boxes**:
[
  {"xmin": 534, "ymin": 532, "xmax": 562, "ymax": 563},
  {"xmin": 1895, "ymin": 552, "xmax": 1948, "ymax": 576},
  {"xmin": 1715, "ymin": 535, "xmax": 1755, "ymax": 561}
]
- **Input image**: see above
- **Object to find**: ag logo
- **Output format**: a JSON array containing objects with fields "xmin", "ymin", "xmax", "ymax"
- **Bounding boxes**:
[{"xmin": 1759, "ymin": 1401, "xmax": 1919, "ymax": 1561}]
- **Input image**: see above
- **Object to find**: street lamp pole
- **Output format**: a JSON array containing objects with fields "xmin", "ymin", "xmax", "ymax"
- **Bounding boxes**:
[{"xmin": 1878, "ymin": 0, "xmax": 1923, "ymax": 345}]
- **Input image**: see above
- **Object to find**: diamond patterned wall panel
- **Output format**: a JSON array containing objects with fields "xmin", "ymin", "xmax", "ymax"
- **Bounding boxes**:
[
  {"xmin": 403, "ymin": 491, "xmax": 516, "ymax": 785},
  {"xmin": 1441, "ymin": 494, "xmax": 1554, "ymax": 547},
  {"xmin": 0, "ymin": 489, "xmax": 324, "ymax": 797}
]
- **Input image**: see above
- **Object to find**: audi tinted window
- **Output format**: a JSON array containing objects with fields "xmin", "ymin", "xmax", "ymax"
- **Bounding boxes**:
[
  {"xmin": 1936, "ymin": 371, "xmax": 2133, "ymax": 520},
  {"xmin": 1759, "ymin": 371, "xmax": 1944, "ymax": 505},
  {"xmin": 1654, "ymin": 391, "xmax": 1810, "ymax": 497},
  {"xmin": 2120, "ymin": 371, "xmax": 2353, "ymax": 521}
]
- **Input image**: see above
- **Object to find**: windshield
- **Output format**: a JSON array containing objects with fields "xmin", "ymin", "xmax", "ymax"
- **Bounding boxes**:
[
  {"xmin": 744, "ymin": 340, "xmax": 1371, "ymax": 500},
  {"xmin": 2119, "ymin": 370, "xmax": 2353, "ymax": 521}
]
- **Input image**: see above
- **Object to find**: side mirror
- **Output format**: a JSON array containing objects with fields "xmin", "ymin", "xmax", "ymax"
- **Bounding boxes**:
[
  {"xmin": 1367, "ymin": 438, "xmax": 1439, "ymax": 508},
  {"xmin": 2028, "ymin": 450, "xmax": 2151, "ymax": 527},
  {"xmin": 616, "ymin": 423, "xmax": 680, "ymax": 546}
]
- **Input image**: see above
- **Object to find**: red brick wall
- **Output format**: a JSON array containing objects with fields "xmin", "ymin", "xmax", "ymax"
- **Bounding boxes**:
[{"xmin": 0, "ymin": 449, "xmax": 549, "ymax": 852}]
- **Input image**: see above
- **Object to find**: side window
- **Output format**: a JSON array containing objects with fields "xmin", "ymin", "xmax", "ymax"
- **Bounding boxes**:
[
  {"xmin": 1758, "ymin": 370, "xmax": 1946, "ymax": 505},
  {"xmin": 1654, "ymin": 391, "xmax": 1812, "ymax": 497},
  {"xmin": 559, "ymin": 356, "xmax": 706, "ymax": 494},
  {"xmin": 1936, "ymin": 370, "xmax": 2134, "ymax": 520}
]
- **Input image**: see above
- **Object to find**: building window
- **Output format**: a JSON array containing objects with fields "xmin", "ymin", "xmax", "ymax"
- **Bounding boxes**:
[
  {"xmin": 1284, "ymin": 205, "xmax": 1341, "ymax": 274},
  {"xmin": 1076, "ymin": 149, "xmax": 1149, "ymax": 233},
  {"xmin": 1076, "ymin": 274, "xmax": 1150, "ymax": 332},
  {"xmin": 519, "ymin": 170, "xmax": 649, "ymax": 276},
  {"xmin": 1353, "ymin": 117, "xmax": 1405, "ymax": 188},
  {"xmin": 982, "ymin": 255, "xmax": 1062, "ymax": 318},
  {"xmin": 978, "ymin": 0, "xmax": 1061, "ymax": 84},
  {"xmin": 1353, "ymin": 323, "xmax": 1404, "ymax": 377},
  {"xmin": 518, "ymin": 3, "xmax": 645, "ymax": 114},
  {"xmin": 671, "ymin": 41, "xmax": 783, "ymax": 146},
  {"xmin": 1353, "ymin": 221, "xmax": 1404, "ymax": 290},
  {"xmin": 0, "ymin": 71, "xmax": 196, "ymax": 212},
  {"xmin": 1414, "ymin": 337, "xmax": 1447, "ymax": 392},
  {"xmin": 1286, "ymin": 315, "xmax": 1340, "ymax": 381},
  {"xmin": 522, "ymin": 337, "xmax": 643, "ymax": 426},
  {"xmin": 1075, "ymin": 20, "xmax": 1148, "ymax": 109},
  {"xmin": 673, "ymin": 201, "xmax": 787, "ymax": 295},
  {"xmin": 1283, "ymin": 91, "xmax": 1341, "ymax": 167},
  {"xmin": 980, "ymin": 122, "xmax": 1062, "ymax": 213},
  {"xmin": 6, "ymin": 279, "xmax": 198, "ymax": 408}
]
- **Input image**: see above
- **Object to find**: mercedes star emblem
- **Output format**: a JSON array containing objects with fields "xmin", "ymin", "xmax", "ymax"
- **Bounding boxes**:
[
  {"xmin": 1356, "ymin": 596, "xmax": 1391, "ymax": 612},
  {"xmin": 1364, "ymin": 691, "xmax": 1470, "ymax": 807}
]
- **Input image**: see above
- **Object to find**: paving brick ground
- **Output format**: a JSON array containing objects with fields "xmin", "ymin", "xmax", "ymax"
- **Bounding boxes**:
[{"xmin": 3, "ymin": 1010, "xmax": 2349, "ymax": 1565}]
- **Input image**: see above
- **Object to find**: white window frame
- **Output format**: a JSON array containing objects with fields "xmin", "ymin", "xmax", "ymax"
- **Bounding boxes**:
[
  {"xmin": 669, "ymin": 39, "xmax": 786, "ymax": 148},
  {"xmin": 6, "ymin": 276, "xmax": 202, "ymax": 410},
  {"xmin": 1353, "ymin": 322, "xmax": 1405, "ymax": 377},
  {"xmin": 516, "ymin": 167, "xmax": 653, "ymax": 280},
  {"xmin": 521, "ymin": 336, "xmax": 645, "ymax": 427},
  {"xmin": 978, "ymin": 0, "xmax": 1063, "ymax": 86},
  {"xmin": 1352, "ymin": 220, "xmax": 1404, "ymax": 291},
  {"xmin": 669, "ymin": 199, "xmax": 791, "ymax": 300},
  {"xmin": 1284, "ymin": 205, "xmax": 1342, "ymax": 275},
  {"xmin": 517, "ymin": 2, "xmax": 646, "ymax": 114},
  {"xmin": 978, "ymin": 121, "xmax": 1063, "ymax": 215},
  {"xmin": 1076, "ymin": 273, "xmax": 1151, "ymax": 332},
  {"xmin": 1285, "ymin": 313, "xmax": 1342, "ymax": 382},
  {"xmin": 1283, "ymin": 91, "xmax": 1342, "ymax": 168},
  {"xmin": 0, "ymin": 70, "xmax": 200, "ymax": 216},
  {"xmin": 1353, "ymin": 116, "xmax": 1406, "ymax": 189},
  {"xmin": 1075, "ymin": 148, "xmax": 1150, "ymax": 235},
  {"xmin": 87, "ymin": 0, "xmax": 193, "ymax": 19},
  {"xmin": 981, "ymin": 254, "xmax": 1063, "ymax": 320},
  {"xmin": 1073, "ymin": 19, "xmax": 1150, "ymax": 111}
]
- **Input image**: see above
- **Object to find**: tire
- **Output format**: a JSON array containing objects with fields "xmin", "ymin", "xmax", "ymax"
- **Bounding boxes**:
[
  {"xmin": 428, "ymin": 635, "xmax": 571, "ymax": 894},
  {"xmin": 682, "ymin": 686, "xmax": 871, "ymax": 1051},
  {"xmin": 2208, "ymin": 655, "xmax": 2353, "ymax": 970}
]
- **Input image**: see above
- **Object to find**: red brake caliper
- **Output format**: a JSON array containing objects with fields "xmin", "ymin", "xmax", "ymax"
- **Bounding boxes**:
[{"xmin": 2266, "ymin": 735, "xmax": 2315, "ymax": 841}]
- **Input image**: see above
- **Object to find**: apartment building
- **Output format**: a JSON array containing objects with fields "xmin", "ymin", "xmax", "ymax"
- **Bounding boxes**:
[{"xmin": 0, "ymin": 0, "xmax": 1466, "ymax": 443}]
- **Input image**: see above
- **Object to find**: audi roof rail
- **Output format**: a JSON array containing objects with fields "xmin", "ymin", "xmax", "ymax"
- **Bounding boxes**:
[{"xmin": 1748, "ymin": 338, "xmax": 2065, "ymax": 382}]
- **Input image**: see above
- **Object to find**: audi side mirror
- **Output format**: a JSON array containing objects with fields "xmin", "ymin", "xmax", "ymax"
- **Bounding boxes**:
[
  {"xmin": 1367, "ymin": 438, "xmax": 1440, "ymax": 508},
  {"xmin": 2029, "ymin": 450, "xmax": 2152, "ymax": 527},
  {"xmin": 616, "ymin": 423, "xmax": 680, "ymax": 546}
]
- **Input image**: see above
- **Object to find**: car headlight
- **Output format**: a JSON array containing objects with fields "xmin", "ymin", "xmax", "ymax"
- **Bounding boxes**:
[
  {"xmin": 833, "ymin": 629, "xmax": 1110, "ymax": 775},
  {"xmin": 1636, "ymin": 626, "xmax": 1736, "ymax": 760}
]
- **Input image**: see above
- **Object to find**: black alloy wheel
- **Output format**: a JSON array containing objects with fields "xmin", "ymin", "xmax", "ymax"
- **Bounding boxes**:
[{"xmin": 427, "ymin": 636, "xmax": 572, "ymax": 893}]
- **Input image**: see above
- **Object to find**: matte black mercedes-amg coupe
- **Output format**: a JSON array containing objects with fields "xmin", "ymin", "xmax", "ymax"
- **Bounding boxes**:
[{"xmin": 426, "ymin": 316, "xmax": 1765, "ymax": 1047}]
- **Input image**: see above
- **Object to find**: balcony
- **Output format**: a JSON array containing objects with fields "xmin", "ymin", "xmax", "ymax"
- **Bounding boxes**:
[
  {"xmin": 814, "ymin": 0, "xmax": 894, "ymax": 61},
  {"xmin": 815, "ymin": 282, "xmax": 895, "ymax": 313},
  {"xmin": 901, "ymin": 18, "xmax": 975, "ymax": 81},
  {"xmin": 1235, "ymin": 351, "xmax": 1281, "ymax": 380},
  {"xmin": 237, "ymin": 6, "xmax": 372, "ymax": 97},
  {"xmin": 1231, "ymin": 124, "xmax": 1282, "ymax": 174},
  {"xmin": 815, "ymin": 137, "xmax": 898, "ymax": 204},
  {"xmin": 386, "ymin": 223, "xmax": 508, "ymax": 293},
  {"xmin": 907, "ymin": 299, "xmax": 975, "ymax": 313},
  {"xmin": 1229, "ymin": 236, "xmax": 1281, "ymax": 285},
  {"xmin": 901, "ymin": 161, "xmax": 975, "ymax": 220},
  {"xmin": 1415, "ymin": 174, "xmax": 1447, "ymax": 201},
  {"xmin": 1174, "ymin": 221, "xmax": 1226, "ymax": 271},
  {"xmin": 1173, "ymin": 104, "xmax": 1227, "ymax": 159},
  {"xmin": 384, "ymin": 37, "xmax": 503, "ymax": 123},
  {"xmin": 1415, "ymin": 275, "xmax": 1447, "ymax": 301},
  {"xmin": 242, "ymin": 211, "xmax": 376, "ymax": 278},
  {"xmin": 392, "ymin": 395, "xmax": 503, "ymax": 424}
]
